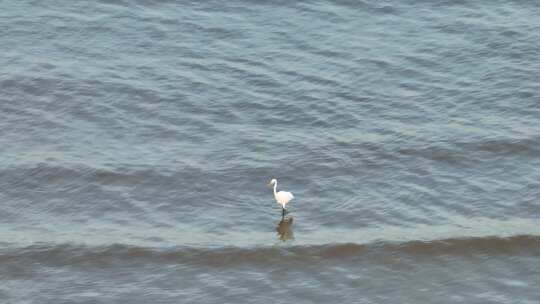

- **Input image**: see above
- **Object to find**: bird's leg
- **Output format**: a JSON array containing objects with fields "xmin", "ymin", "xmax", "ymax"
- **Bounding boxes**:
[{"xmin": 282, "ymin": 207, "xmax": 285, "ymax": 218}]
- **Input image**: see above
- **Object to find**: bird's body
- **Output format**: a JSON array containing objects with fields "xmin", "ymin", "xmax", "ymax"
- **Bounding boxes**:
[
  {"xmin": 274, "ymin": 191, "xmax": 294, "ymax": 209},
  {"xmin": 268, "ymin": 179, "xmax": 294, "ymax": 216}
]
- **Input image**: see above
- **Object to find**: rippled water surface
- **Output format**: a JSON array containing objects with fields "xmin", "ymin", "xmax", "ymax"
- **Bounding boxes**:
[{"xmin": 1, "ymin": 0, "xmax": 540, "ymax": 303}]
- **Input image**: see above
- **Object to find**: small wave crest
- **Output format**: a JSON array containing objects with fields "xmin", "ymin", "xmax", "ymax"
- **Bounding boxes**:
[
  {"xmin": 398, "ymin": 136, "xmax": 540, "ymax": 165},
  {"xmin": 2, "ymin": 235, "xmax": 538, "ymax": 267},
  {"xmin": 0, "ymin": 163, "xmax": 195, "ymax": 190}
]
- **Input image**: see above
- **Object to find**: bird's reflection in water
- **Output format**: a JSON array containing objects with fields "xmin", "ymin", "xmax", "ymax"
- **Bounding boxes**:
[{"xmin": 276, "ymin": 216, "xmax": 294, "ymax": 241}]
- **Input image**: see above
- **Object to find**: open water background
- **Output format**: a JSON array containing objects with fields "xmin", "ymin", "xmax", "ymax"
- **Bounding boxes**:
[{"xmin": 1, "ymin": 0, "xmax": 540, "ymax": 303}]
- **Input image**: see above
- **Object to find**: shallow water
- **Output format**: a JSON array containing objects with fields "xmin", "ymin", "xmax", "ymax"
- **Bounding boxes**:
[{"xmin": 1, "ymin": 0, "xmax": 540, "ymax": 303}]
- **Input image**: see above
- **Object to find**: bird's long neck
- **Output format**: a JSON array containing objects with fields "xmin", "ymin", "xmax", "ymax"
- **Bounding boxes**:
[{"xmin": 273, "ymin": 182, "xmax": 277, "ymax": 196}]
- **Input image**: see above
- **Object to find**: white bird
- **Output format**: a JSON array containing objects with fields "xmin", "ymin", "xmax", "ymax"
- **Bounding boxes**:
[{"xmin": 267, "ymin": 178, "xmax": 294, "ymax": 217}]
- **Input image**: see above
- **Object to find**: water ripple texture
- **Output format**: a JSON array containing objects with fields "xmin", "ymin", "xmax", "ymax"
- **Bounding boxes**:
[{"xmin": 1, "ymin": 0, "xmax": 540, "ymax": 303}]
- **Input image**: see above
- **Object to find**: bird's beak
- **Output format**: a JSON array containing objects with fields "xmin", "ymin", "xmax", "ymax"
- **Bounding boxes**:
[{"xmin": 267, "ymin": 181, "xmax": 273, "ymax": 188}]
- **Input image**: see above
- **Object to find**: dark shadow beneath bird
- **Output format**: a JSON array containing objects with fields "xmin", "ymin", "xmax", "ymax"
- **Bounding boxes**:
[{"xmin": 276, "ymin": 216, "xmax": 294, "ymax": 241}]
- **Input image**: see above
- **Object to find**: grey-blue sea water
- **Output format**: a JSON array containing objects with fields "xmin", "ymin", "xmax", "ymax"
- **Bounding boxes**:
[{"xmin": 1, "ymin": 0, "xmax": 540, "ymax": 302}]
